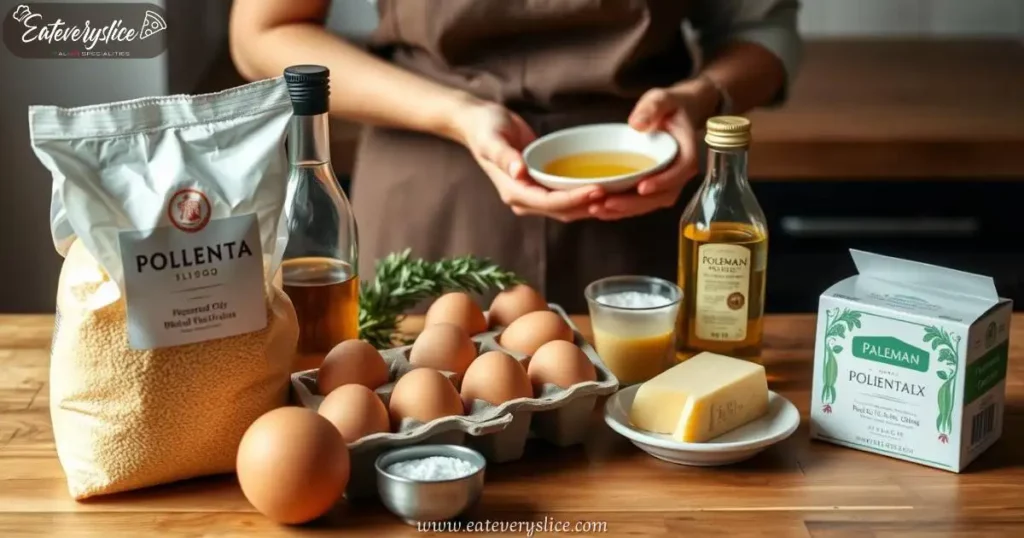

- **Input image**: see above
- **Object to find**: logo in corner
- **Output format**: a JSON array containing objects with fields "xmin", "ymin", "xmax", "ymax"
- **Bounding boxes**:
[
  {"xmin": 4, "ymin": 3, "xmax": 169, "ymax": 59},
  {"xmin": 168, "ymin": 189, "xmax": 211, "ymax": 233},
  {"xmin": 12, "ymin": 5, "xmax": 31, "ymax": 22},
  {"xmin": 138, "ymin": 10, "xmax": 166, "ymax": 40}
]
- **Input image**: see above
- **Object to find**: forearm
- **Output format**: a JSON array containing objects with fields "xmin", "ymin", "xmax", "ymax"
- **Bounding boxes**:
[
  {"xmin": 683, "ymin": 0, "xmax": 802, "ymax": 115},
  {"xmin": 231, "ymin": 23, "xmax": 476, "ymax": 143},
  {"xmin": 695, "ymin": 41, "xmax": 787, "ymax": 114},
  {"xmin": 658, "ymin": 40, "xmax": 787, "ymax": 131}
]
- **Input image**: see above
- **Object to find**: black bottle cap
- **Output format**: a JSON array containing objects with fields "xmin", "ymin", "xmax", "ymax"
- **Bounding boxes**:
[{"xmin": 284, "ymin": 65, "xmax": 330, "ymax": 116}]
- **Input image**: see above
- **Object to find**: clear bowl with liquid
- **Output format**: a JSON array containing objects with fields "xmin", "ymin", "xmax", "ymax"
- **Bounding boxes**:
[{"xmin": 584, "ymin": 276, "xmax": 682, "ymax": 385}]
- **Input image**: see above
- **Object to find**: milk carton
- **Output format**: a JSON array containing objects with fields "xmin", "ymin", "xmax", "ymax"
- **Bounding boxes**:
[{"xmin": 810, "ymin": 250, "xmax": 1012, "ymax": 472}]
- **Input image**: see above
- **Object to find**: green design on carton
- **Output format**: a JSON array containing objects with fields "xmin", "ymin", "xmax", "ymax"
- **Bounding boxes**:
[
  {"xmin": 923, "ymin": 326, "xmax": 960, "ymax": 444},
  {"xmin": 851, "ymin": 336, "xmax": 931, "ymax": 373},
  {"xmin": 821, "ymin": 308, "xmax": 862, "ymax": 414},
  {"xmin": 965, "ymin": 343, "xmax": 1008, "ymax": 405}
]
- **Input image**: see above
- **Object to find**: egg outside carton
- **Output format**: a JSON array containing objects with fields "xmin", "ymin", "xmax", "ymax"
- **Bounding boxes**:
[{"xmin": 291, "ymin": 303, "xmax": 620, "ymax": 500}]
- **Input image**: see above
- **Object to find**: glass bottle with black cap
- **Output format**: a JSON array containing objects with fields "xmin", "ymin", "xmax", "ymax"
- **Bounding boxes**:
[{"xmin": 280, "ymin": 65, "xmax": 360, "ymax": 372}]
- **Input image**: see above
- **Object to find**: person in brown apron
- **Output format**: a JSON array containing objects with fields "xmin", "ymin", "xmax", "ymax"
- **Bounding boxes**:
[{"xmin": 230, "ymin": 0, "xmax": 801, "ymax": 313}]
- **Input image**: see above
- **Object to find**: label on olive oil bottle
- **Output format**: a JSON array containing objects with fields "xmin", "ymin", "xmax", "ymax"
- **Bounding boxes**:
[
  {"xmin": 694, "ymin": 243, "xmax": 750, "ymax": 341},
  {"xmin": 811, "ymin": 249, "xmax": 1013, "ymax": 473}
]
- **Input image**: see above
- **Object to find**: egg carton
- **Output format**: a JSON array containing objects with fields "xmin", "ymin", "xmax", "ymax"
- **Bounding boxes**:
[{"xmin": 291, "ymin": 303, "xmax": 619, "ymax": 499}]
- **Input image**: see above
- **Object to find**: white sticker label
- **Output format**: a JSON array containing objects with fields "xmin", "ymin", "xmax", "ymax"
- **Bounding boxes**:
[
  {"xmin": 118, "ymin": 208, "xmax": 267, "ymax": 350},
  {"xmin": 694, "ymin": 243, "xmax": 751, "ymax": 342}
]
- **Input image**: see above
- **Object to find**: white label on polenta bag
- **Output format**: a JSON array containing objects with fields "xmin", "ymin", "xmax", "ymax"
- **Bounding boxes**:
[
  {"xmin": 118, "ymin": 204, "xmax": 267, "ymax": 350},
  {"xmin": 695, "ymin": 243, "xmax": 750, "ymax": 341}
]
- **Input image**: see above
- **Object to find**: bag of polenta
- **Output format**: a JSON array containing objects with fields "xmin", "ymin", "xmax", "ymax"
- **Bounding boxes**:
[{"xmin": 28, "ymin": 78, "xmax": 299, "ymax": 499}]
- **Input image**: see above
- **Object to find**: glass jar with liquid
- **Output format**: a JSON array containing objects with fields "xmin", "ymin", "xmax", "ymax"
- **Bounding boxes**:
[
  {"xmin": 676, "ymin": 116, "xmax": 768, "ymax": 363},
  {"xmin": 281, "ymin": 65, "xmax": 359, "ymax": 372},
  {"xmin": 585, "ymin": 276, "xmax": 682, "ymax": 385}
]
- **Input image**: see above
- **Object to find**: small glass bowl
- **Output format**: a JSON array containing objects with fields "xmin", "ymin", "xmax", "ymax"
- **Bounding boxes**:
[{"xmin": 584, "ymin": 276, "xmax": 683, "ymax": 385}]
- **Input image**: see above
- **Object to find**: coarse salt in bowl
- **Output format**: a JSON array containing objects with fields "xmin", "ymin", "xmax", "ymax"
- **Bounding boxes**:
[
  {"xmin": 385, "ymin": 456, "xmax": 479, "ymax": 482},
  {"xmin": 375, "ymin": 444, "xmax": 486, "ymax": 525}
]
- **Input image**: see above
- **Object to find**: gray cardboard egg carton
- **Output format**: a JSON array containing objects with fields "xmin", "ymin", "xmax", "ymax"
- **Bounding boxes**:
[{"xmin": 291, "ymin": 303, "xmax": 619, "ymax": 499}]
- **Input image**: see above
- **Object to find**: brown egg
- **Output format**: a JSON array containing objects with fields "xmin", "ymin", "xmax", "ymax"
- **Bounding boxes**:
[
  {"xmin": 317, "ymin": 339, "xmax": 390, "ymax": 395},
  {"xmin": 488, "ymin": 284, "xmax": 548, "ymax": 328},
  {"xmin": 527, "ymin": 340, "xmax": 598, "ymax": 393},
  {"xmin": 499, "ymin": 310, "xmax": 574, "ymax": 355},
  {"xmin": 318, "ymin": 384, "xmax": 390, "ymax": 442},
  {"xmin": 408, "ymin": 323, "xmax": 476, "ymax": 376},
  {"xmin": 236, "ymin": 406, "xmax": 350, "ymax": 525},
  {"xmin": 460, "ymin": 351, "xmax": 532, "ymax": 410},
  {"xmin": 425, "ymin": 292, "xmax": 488, "ymax": 335},
  {"xmin": 388, "ymin": 368, "xmax": 463, "ymax": 430}
]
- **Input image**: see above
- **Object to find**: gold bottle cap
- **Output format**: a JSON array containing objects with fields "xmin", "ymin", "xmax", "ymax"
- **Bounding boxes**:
[{"xmin": 705, "ymin": 116, "xmax": 751, "ymax": 148}]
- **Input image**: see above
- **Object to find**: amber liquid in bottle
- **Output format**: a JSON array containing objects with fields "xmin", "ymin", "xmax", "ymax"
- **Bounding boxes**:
[
  {"xmin": 676, "ymin": 117, "xmax": 768, "ymax": 363},
  {"xmin": 282, "ymin": 257, "xmax": 359, "ymax": 370},
  {"xmin": 281, "ymin": 66, "xmax": 360, "ymax": 372}
]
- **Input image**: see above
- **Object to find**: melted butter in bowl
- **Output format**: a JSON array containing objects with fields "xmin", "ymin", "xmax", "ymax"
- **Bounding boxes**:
[
  {"xmin": 523, "ymin": 123, "xmax": 678, "ymax": 193},
  {"xmin": 543, "ymin": 151, "xmax": 658, "ymax": 179}
]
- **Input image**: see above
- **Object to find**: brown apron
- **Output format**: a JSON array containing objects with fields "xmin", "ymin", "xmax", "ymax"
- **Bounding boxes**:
[{"xmin": 351, "ymin": 0, "xmax": 695, "ymax": 313}]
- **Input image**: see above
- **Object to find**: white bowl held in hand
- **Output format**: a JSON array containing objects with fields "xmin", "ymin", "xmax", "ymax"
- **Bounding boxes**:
[
  {"xmin": 522, "ymin": 123, "xmax": 679, "ymax": 194},
  {"xmin": 603, "ymin": 384, "xmax": 800, "ymax": 466}
]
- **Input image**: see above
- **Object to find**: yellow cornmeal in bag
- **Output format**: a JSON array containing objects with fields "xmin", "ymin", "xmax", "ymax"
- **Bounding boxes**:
[
  {"xmin": 29, "ymin": 77, "xmax": 298, "ymax": 499},
  {"xmin": 51, "ymin": 241, "xmax": 297, "ymax": 498}
]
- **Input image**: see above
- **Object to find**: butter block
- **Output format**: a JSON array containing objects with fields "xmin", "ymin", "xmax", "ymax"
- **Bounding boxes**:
[{"xmin": 628, "ymin": 352, "xmax": 769, "ymax": 442}]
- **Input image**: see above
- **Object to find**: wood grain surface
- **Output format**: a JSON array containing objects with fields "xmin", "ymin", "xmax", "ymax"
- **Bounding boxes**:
[
  {"xmin": 746, "ymin": 40, "xmax": 1024, "ymax": 180},
  {"xmin": 2, "ymin": 314, "xmax": 1023, "ymax": 537}
]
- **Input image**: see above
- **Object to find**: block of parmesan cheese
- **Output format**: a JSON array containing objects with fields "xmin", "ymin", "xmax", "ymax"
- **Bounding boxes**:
[{"xmin": 628, "ymin": 352, "xmax": 769, "ymax": 442}]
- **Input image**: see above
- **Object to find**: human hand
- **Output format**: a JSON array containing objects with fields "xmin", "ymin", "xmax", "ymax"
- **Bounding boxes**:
[
  {"xmin": 454, "ymin": 101, "xmax": 603, "ymax": 222},
  {"xmin": 589, "ymin": 79, "xmax": 720, "ymax": 220}
]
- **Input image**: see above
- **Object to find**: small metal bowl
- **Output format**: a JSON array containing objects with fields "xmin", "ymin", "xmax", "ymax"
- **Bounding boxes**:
[{"xmin": 375, "ymin": 444, "xmax": 486, "ymax": 525}]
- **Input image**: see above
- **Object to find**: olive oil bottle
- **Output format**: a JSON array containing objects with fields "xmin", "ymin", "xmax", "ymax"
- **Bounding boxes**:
[
  {"xmin": 280, "ymin": 65, "xmax": 360, "ymax": 372},
  {"xmin": 676, "ymin": 116, "xmax": 768, "ymax": 363}
]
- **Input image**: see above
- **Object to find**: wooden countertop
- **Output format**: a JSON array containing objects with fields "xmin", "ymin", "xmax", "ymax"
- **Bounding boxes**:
[
  {"xmin": 2, "ymin": 314, "xmax": 1023, "ymax": 537},
  {"xmin": 746, "ymin": 40, "xmax": 1024, "ymax": 180}
]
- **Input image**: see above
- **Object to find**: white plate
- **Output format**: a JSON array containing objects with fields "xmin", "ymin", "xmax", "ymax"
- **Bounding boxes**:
[
  {"xmin": 603, "ymin": 385, "xmax": 800, "ymax": 466},
  {"xmin": 522, "ymin": 123, "xmax": 678, "ymax": 194}
]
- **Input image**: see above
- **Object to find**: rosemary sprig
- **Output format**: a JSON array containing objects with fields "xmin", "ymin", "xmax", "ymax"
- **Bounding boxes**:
[{"xmin": 358, "ymin": 249, "xmax": 523, "ymax": 348}]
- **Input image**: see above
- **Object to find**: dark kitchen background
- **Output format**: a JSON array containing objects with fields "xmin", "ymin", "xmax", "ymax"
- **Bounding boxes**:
[{"xmin": 1, "ymin": 0, "xmax": 1022, "ymax": 314}]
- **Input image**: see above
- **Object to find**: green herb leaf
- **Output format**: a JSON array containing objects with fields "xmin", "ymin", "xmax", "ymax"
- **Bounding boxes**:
[
  {"xmin": 832, "ymin": 345, "xmax": 843, "ymax": 354},
  {"xmin": 939, "ymin": 348, "xmax": 955, "ymax": 364},
  {"xmin": 937, "ymin": 370, "xmax": 949, "ymax": 380},
  {"xmin": 357, "ymin": 249, "xmax": 523, "ymax": 349}
]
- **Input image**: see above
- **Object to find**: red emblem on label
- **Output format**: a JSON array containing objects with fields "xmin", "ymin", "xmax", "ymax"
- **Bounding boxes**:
[{"xmin": 168, "ymin": 189, "xmax": 211, "ymax": 233}]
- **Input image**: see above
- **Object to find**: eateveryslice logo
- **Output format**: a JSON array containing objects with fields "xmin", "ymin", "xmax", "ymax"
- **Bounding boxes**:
[{"xmin": 4, "ymin": 3, "xmax": 167, "ymax": 58}]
